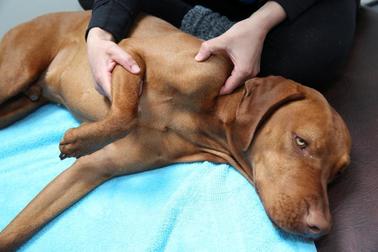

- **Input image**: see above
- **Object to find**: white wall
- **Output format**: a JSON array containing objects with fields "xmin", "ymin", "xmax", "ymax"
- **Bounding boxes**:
[{"xmin": 0, "ymin": 0, "xmax": 82, "ymax": 38}]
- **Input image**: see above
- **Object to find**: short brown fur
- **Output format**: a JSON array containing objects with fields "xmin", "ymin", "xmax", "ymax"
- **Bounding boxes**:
[{"xmin": 0, "ymin": 12, "xmax": 351, "ymax": 250}]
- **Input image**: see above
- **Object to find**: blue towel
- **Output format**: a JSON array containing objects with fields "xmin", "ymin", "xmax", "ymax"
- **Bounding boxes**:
[{"xmin": 0, "ymin": 104, "xmax": 316, "ymax": 251}]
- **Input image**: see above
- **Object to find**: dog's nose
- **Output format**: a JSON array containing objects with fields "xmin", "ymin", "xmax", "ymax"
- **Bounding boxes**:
[{"xmin": 305, "ymin": 207, "xmax": 331, "ymax": 238}]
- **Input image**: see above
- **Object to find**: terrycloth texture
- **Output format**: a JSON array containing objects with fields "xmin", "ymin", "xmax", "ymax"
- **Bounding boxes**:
[
  {"xmin": 180, "ymin": 5, "xmax": 235, "ymax": 40},
  {"xmin": 0, "ymin": 104, "xmax": 316, "ymax": 252}
]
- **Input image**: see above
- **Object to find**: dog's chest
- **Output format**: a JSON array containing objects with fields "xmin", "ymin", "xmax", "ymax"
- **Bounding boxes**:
[{"xmin": 136, "ymin": 87, "xmax": 218, "ymax": 147}]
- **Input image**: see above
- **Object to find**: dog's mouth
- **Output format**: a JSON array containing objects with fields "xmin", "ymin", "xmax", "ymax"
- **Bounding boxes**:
[{"xmin": 263, "ymin": 195, "xmax": 331, "ymax": 239}]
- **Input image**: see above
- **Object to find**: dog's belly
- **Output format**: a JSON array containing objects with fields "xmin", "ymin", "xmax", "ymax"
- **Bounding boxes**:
[
  {"xmin": 37, "ymin": 13, "xmax": 231, "ymax": 127},
  {"xmin": 41, "ymin": 41, "xmax": 110, "ymax": 122}
]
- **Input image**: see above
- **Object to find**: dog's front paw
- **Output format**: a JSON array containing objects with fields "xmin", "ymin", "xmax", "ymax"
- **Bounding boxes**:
[
  {"xmin": 59, "ymin": 128, "xmax": 95, "ymax": 159},
  {"xmin": 59, "ymin": 126, "xmax": 103, "ymax": 160},
  {"xmin": 59, "ymin": 128, "xmax": 82, "ymax": 159}
]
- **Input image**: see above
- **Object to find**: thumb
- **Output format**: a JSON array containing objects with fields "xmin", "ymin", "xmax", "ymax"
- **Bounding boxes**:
[
  {"xmin": 102, "ymin": 72, "xmax": 112, "ymax": 100},
  {"xmin": 195, "ymin": 39, "xmax": 225, "ymax": 62},
  {"xmin": 220, "ymin": 68, "xmax": 246, "ymax": 95},
  {"xmin": 195, "ymin": 41, "xmax": 212, "ymax": 62},
  {"xmin": 109, "ymin": 45, "xmax": 140, "ymax": 74},
  {"xmin": 96, "ymin": 69, "xmax": 113, "ymax": 100}
]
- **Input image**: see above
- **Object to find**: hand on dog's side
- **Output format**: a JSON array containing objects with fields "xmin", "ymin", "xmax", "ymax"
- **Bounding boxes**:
[
  {"xmin": 195, "ymin": 1, "xmax": 286, "ymax": 95},
  {"xmin": 87, "ymin": 27, "xmax": 140, "ymax": 99}
]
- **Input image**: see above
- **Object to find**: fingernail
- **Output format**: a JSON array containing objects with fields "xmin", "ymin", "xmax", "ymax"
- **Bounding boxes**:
[
  {"xmin": 195, "ymin": 54, "xmax": 202, "ymax": 61},
  {"xmin": 131, "ymin": 65, "xmax": 140, "ymax": 73}
]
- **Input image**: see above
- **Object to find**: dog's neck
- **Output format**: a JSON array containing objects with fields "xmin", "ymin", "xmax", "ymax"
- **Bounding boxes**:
[{"xmin": 208, "ymin": 88, "xmax": 255, "ymax": 184}]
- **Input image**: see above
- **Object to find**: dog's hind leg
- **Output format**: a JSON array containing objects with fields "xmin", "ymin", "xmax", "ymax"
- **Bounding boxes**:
[
  {"xmin": 0, "ymin": 86, "xmax": 47, "ymax": 129},
  {"xmin": 0, "ymin": 21, "xmax": 55, "ymax": 105},
  {"xmin": 0, "ymin": 128, "xmax": 193, "ymax": 251},
  {"xmin": 59, "ymin": 50, "xmax": 146, "ymax": 159}
]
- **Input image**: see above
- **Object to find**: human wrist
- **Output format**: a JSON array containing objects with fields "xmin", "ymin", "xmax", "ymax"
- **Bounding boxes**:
[
  {"xmin": 87, "ymin": 27, "xmax": 114, "ymax": 42},
  {"xmin": 247, "ymin": 1, "xmax": 287, "ymax": 34}
]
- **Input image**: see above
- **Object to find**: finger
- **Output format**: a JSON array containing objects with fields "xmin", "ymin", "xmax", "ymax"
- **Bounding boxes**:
[
  {"xmin": 95, "ymin": 67, "xmax": 113, "ymax": 99},
  {"xmin": 106, "ymin": 60, "xmax": 116, "ymax": 72},
  {"xmin": 94, "ymin": 83, "xmax": 105, "ymax": 97},
  {"xmin": 99, "ymin": 72, "xmax": 112, "ymax": 99},
  {"xmin": 108, "ymin": 45, "xmax": 140, "ymax": 74},
  {"xmin": 195, "ymin": 42, "xmax": 212, "ymax": 62},
  {"xmin": 195, "ymin": 39, "xmax": 225, "ymax": 62},
  {"xmin": 220, "ymin": 69, "xmax": 248, "ymax": 95}
]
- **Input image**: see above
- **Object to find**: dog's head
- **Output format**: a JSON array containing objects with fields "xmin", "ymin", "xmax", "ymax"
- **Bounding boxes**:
[{"xmin": 233, "ymin": 76, "xmax": 351, "ymax": 238}]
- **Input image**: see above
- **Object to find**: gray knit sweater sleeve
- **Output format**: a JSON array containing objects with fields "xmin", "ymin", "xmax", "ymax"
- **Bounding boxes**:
[{"xmin": 180, "ymin": 5, "xmax": 235, "ymax": 40}]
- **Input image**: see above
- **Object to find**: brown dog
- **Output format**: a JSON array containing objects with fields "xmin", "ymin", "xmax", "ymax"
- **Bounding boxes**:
[{"xmin": 0, "ymin": 11, "xmax": 351, "ymax": 250}]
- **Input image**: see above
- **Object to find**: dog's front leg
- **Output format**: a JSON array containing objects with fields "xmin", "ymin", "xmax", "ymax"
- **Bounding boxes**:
[
  {"xmin": 59, "ymin": 52, "xmax": 145, "ymax": 159},
  {"xmin": 0, "ymin": 127, "xmax": 192, "ymax": 251},
  {"xmin": 0, "ymin": 135, "xmax": 136, "ymax": 251},
  {"xmin": 0, "ymin": 153, "xmax": 114, "ymax": 251}
]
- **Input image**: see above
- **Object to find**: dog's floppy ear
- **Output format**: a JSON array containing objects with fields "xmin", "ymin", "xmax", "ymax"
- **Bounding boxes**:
[{"xmin": 233, "ymin": 76, "xmax": 305, "ymax": 151}]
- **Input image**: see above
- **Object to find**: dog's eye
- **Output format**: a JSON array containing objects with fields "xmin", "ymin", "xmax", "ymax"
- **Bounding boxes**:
[{"xmin": 295, "ymin": 136, "xmax": 308, "ymax": 149}]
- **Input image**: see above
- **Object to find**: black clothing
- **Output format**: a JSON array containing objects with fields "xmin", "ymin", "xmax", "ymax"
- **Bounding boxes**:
[
  {"xmin": 87, "ymin": 0, "xmax": 329, "ymax": 41},
  {"xmin": 88, "ymin": 0, "xmax": 141, "ymax": 42},
  {"xmin": 84, "ymin": 0, "xmax": 358, "ymax": 88},
  {"xmin": 260, "ymin": 0, "xmax": 357, "ymax": 87}
]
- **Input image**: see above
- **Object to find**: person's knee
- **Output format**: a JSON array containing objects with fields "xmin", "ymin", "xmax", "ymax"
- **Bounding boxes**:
[
  {"xmin": 285, "ymin": 28, "xmax": 354, "ymax": 87},
  {"xmin": 261, "ymin": 40, "xmax": 351, "ymax": 88},
  {"xmin": 260, "ymin": 0, "xmax": 357, "ymax": 88}
]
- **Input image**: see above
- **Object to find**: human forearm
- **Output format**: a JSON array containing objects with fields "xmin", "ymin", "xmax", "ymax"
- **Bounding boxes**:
[
  {"xmin": 272, "ymin": 0, "xmax": 319, "ymax": 20},
  {"xmin": 87, "ymin": 0, "xmax": 141, "ymax": 42},
  {"xmin": 247, "ymin": 1, "xmax": 287, "ymax": 35},
  {"xmin": 87, "ymin": 27, "xmax": 114, "ymax": 42}
]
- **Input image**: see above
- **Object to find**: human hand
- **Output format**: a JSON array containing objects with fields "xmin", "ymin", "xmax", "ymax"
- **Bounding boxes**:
[
  {"xmin": 195, "ymin": 1, "xmax": 286, "ymax": 95},
  {"xmin": 195, "ymin": 19, "xmax": 265, "ymax": 95},
  {"xmin": 87, "ymin": 27, "xmax": 140, "ymax": 99}
]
